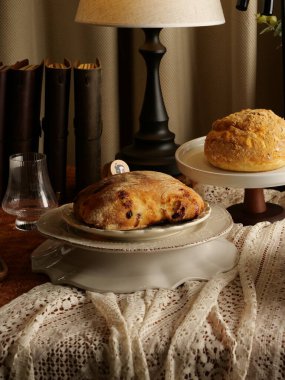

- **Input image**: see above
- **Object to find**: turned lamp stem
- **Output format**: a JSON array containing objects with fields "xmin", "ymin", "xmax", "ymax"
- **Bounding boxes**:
[
  {"xmin": 116, "ymin": 28, "xmax": 179, "ymax": 175},
  {"xmin": 138, "ymin": 28, "xmax": 172, "ymax": 141}
]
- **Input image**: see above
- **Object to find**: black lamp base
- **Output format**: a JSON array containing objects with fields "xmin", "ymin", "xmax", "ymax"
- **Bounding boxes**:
[
  {"xmin": 116, "ymin": 141, "xmax": 180, "ymax": 175},
  {"xmin": 116, "ymin": 28, "xmax": 180, "ymax": 176}
]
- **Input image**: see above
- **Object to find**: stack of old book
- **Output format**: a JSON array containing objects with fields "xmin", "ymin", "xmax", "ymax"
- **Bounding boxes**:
[{"xmin": 0, "ymin": 58, "xmax": 102, "ymax": 204}]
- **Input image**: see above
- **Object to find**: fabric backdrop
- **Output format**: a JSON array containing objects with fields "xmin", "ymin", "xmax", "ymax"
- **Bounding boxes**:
[{"xmin": 0, "ymin": 0, "xmax": 283, "ymax": 166}]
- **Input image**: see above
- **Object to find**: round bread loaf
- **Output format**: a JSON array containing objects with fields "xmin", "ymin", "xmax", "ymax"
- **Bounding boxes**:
[
  {"xmin": 204, "ymin": 108, "xmax": 285, "ymax": 172},
  {"xmin": 73, "ymin": 170, "xmax": 205, "ymax": 230}
]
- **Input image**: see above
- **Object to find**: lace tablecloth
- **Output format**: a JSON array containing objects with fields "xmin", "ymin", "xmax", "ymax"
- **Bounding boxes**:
[{"xmin": 1, "ymin": 186, "xmax": 285, "ymax": 380}]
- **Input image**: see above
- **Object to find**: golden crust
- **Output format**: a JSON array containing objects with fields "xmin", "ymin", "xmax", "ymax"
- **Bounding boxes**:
[
  {"xmin": 73, "ymin": 171, "xmax": 205, "ymax": 230},
  {"xmin": 204, "ymin": 108, "xmax": 285, "ymax": 172}
]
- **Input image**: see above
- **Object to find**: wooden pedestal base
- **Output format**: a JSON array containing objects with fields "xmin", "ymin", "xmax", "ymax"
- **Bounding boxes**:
[{"xmin": 227, "ymin": 188, "xmax": 285, "ymax": 226}]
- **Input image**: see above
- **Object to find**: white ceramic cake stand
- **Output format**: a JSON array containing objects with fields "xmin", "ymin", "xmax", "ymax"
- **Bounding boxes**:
[
  {"xmin": 32, "ymin": 204, "xmax": 237, "ymax": 293},
  {"xmin": 176, "ymin": 136, "xmax": 285, "ymax": 225}
]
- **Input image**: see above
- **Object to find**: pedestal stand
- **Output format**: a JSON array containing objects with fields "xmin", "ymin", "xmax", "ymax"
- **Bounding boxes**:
[{"xmin": 227, "ymin": 188, "xmax": 285, "ymax": 225}]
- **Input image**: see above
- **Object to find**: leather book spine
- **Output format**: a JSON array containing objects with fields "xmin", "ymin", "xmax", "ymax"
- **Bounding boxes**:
[
  {"xmin": 7, "ymin": 60, "xmax": 43, "ymax": 156},
  {"xmin": 0, "ymin": 64, "xmax": 10, "ymax": 201},
  {"xmin": 43, "ymin": 58, "xmax": 71, "ymax": 203},
  {"xmin": 73, "ymin": 61, "xmax": 102, "ymax": 192}
]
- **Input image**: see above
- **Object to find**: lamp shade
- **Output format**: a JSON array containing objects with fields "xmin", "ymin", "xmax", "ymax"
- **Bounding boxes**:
[{"xmin": 75, "ymin": 0, "xmax": 225, "ymax": 28}]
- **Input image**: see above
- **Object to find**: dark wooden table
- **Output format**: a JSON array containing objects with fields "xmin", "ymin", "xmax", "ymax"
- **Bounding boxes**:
[
  {"xmin": 0, "ymin": 166, "xmax": 76, "ymax": 307},
  {"xmin": 0, "ymin": 210, "xmax": 48, "ymax": 307}
]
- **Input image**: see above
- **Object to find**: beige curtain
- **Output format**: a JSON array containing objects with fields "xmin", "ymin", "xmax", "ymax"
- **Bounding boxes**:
[{"xmin": 0, "ymin": 0, "xmax": 283, "ymax": 166}]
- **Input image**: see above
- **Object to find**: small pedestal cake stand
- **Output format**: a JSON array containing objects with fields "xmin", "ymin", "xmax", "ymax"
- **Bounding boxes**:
[{"xmin": 176, "ymin": 136, "xmax": 285, "ymax": 226}]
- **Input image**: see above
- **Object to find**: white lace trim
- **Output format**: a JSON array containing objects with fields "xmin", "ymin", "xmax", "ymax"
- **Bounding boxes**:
[{"xmin": 1, "ymin": 186, "xmax": 285, "ymax": 379}]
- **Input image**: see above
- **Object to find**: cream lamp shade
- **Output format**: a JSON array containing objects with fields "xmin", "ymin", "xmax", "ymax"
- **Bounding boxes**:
[{"xmin": 75, "ymin": 0, "xmax": 225, "ymax": 28}]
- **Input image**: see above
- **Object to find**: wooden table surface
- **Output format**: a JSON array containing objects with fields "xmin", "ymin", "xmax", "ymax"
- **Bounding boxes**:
[
  {"xmin": 0, "ymin": 210, "xmax": 48, "ymax": 307},
  {"xmin": 0, "ymin": 166, "xmax": 76, "ymax": 307}
]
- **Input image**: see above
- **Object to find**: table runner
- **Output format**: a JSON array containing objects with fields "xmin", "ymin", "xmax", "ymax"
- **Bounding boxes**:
[{"xmin": 0, "ymin": 186, "xmax": 285, "ymax": 380}]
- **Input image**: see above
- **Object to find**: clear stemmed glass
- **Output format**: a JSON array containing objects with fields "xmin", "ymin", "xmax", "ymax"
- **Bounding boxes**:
[{"xmin": 2, "ymin": 152, "xmax": 58, "ymax": 231}]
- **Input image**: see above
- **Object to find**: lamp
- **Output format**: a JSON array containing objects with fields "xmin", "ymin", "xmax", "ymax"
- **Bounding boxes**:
[{"xmin": 75, "ymin": 0, "xmax": 225, "ymax": 175}]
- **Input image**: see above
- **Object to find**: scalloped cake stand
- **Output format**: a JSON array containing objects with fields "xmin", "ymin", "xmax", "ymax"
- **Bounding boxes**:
[{"xmin": 176, "ymin": 136, "xmax": 285, "ymax": 226}]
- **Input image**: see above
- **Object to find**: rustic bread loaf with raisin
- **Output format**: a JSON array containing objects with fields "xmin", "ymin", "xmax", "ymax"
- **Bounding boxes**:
[
  {"xmin": 204, "ymin": 108, "xmax": 285, "ymax": 172},
  {"xmin": 73, "ymin": 170, "xmax": 205, "ymax": 230}
]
